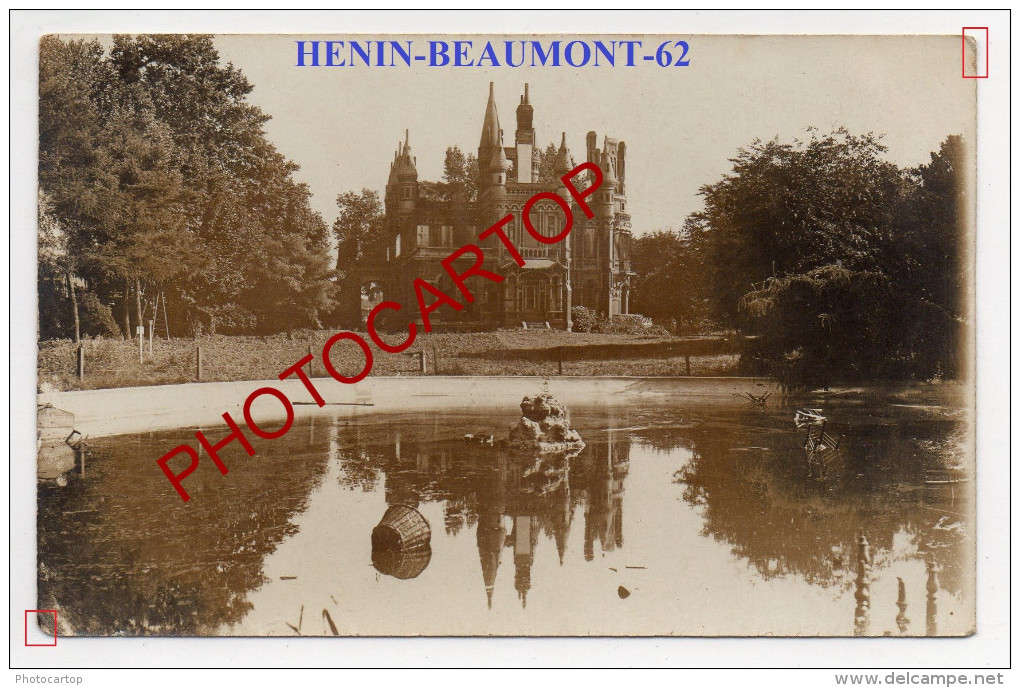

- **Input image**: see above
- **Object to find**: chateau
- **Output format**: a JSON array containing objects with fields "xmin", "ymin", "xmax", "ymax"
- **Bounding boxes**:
[{"xmin": 357, "ymin": 82, "xmax": 634, "ymax": 330}]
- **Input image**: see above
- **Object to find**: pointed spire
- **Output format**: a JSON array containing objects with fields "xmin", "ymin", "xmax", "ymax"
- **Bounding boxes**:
[
  {"xmin": 477, "ymin": 510, "xmax": 505, "ymax": 613},
  {"xmin": 479, "ymin": 81, "xmax": 501, "ymax": 149},
  {"xmin": 603, "ymin": 153, "xmax": 617, "ymax": 185},
  {"xmin": 554, "ymin": 132, "xmax": 571, "ymax": 175},
  {"xmin": 389, "ymin": 128, "xmax": 418, "ymax": 181},
  {"xmin": 489, "ymin": 128, "xmax": 509, "ymax": 173}
]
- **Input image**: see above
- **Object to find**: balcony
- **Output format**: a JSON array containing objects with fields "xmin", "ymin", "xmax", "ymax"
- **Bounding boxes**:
[
  {"xmin": 412, "ymin": 246, "xmax": 455, "ymax": 258},
  {"xmin": 407, "ymin": 245, "xmax": 498, "ymax": 260},
  {"xmin": 519, "ymin": 247, "xmax": 551, "ymax": 259}
]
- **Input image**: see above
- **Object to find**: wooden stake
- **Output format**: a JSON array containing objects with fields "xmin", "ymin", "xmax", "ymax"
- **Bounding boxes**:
[
  {"xmin": 196, "ymin": 345, "xmax": 203, "ymax": 381},
  {"xmin": 160, "ymin": 292, "xmax": 170, "ymax": 341}
]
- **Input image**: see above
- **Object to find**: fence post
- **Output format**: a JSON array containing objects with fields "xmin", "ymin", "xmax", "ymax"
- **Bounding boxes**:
[
  {"xmin": 558, "ymin": 347, "xmax": 563, "ymax": 375},
  {"xmin": 419, "ymin": 350, "xmax": 427, "ymax": 374},
  {"xmin": 76, "ymin": 345, "xmax": 85, "ymax": 381},
  {"xmin": 685, "ymin": 355, "xmax": 691, "ymax": 376},
  {"xmin": 308, "ymin": 343, "xmax": 314, "ymax": 377},
  {"xmin": 196, "ymin": 345, "xmax": 203, "ymax": 382},
  {"xmin": 149, "ymin": 320, "xmax": 155, "ymax": 354},
  {"xmin": 432, "ymin": 345, "xmax": 439, "ymax": 375}
]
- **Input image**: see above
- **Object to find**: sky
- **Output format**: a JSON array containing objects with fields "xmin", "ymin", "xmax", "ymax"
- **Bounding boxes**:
[{"xmin": 213, "ymin": 34, "xmax": 975, "ymax": 235}]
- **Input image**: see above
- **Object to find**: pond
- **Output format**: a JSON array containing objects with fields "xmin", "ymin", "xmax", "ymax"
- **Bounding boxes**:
[{"xmin": 37, "ymin": 386, "xmax": 973, "ymax": 636}]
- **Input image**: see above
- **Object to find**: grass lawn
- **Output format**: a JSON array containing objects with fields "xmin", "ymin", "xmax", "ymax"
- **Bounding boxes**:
[{"xmin": 38, "ymin": 329, "xmax": 743, "ymax": 391}]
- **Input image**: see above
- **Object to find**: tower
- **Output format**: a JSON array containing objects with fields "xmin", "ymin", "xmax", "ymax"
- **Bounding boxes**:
[
  {"xmin": 486, "ymin": 129, "xmax": 509, "ymax": 201},
  {"xmin": 515, "ymin": 83, "xmax": 536, "ymax": 183},
  {"xmin": 477, "ymin": 82, "xmax": 501, "ymax": 193},
  {"xmin": 586, "ymin": 132, "xmax": 628, "ymax": 316},
  {"xmin": 385, "ymin": 129, "xmax": 418, "ymax": 216},
  {"xmin": 372, "ymin": 81, "xmax": 633, "ymax": 331}
]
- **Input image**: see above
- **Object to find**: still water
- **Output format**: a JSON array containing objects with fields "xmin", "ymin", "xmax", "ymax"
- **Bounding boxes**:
[{"xmin": 38, "ymin": 387, "xmax": 973, "ymax": 636}]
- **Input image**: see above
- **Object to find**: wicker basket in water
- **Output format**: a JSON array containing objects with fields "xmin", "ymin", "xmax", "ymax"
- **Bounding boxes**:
[
  {"xmin": 372, "ymin": 545, "xmax": 432, "ymax": 580},
  {"xmin": 371, "ymin": 505, "xmax": 432, "ymax": 580},
  {"xmin": 372, "ymin": 505, "xmax": 431, "ymax": 551}
]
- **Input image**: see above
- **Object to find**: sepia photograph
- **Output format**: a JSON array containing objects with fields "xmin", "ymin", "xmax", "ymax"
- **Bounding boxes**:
[{"xmin": 32, "ymin": 29, "xmax": 980, "ymax": 643}]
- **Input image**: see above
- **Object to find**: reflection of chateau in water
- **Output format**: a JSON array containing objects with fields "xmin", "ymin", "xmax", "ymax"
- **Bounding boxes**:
[
  {"xmin": 363, "ymin": 426, "xmax": 631, "ymax": 609},
  {"xmin": 37, "ymin": 395, "xmax": 971, "ymax": 636}
]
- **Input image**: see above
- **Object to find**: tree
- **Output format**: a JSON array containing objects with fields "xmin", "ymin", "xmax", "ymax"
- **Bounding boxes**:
[
  {"xmin": 38, "ymin": 34, "xmax": 337, "ymax": 338},
  {"xmin": 689, "ymin": 128, "xmax": 905, "ymax": 327},
  {"xmin": 333, "ymin": 189, "xmax": 385, "ymax": 324},
  {"xmin": 110, "ymin": 34, "xmax": 335, "ymax": 334},
  {"xmin": 443, "ymin": 145, "xmax": 478, "ymax": 201},
  {"xmin": 891, "ymin": 135, "xmax": 968, "ymax": 379},
  {"xmin": 629, "ymin": 229, "xmax": 707, "ymax": 333},
  {"xmin": 38, "ymin": 37, "xmax": 120, "ymax": 339},
  {"xmin": 687, "ymin": 128, "xmax": 966, "ymax": 387},
  {"xmin": 537, "ymin": 142, "xmax": 576, "ymax": 184}
]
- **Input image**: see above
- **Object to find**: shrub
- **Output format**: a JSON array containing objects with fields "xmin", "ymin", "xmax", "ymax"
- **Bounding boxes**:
[
  {"xmin": 570, "ymin": 306, "xmax": 597, "ymax": 333},
  {"xmin": 79, "ymin": 292, "xmax": 121, "ymax": 338},
  {"xmin": 596, "ymin": 314, "xmax": 648, "ymax": 334}
]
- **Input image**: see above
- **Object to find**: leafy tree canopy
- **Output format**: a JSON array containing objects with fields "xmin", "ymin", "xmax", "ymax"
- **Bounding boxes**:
[{"xmin": 38, "ymin": 35, "xmax": 335, "ymax": 338}]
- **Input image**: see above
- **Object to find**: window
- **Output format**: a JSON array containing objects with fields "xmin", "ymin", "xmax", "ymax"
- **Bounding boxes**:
[
  {"xmin": 543, "ymin": 214, "xmax": 554, "ymax": 238},
  {"xmin": 416, "ymin": 225, "xmax": 429, "ymax": 247},
  {"xmin": 394, "ymin": 233, "xmax": 401, "ymax": 257},
  {"xmin": 430, "ymin": 225, "xmax": 453, "ymax": 247},
  {"xmin": 522, "ymin": 278, "xmax": 547, "ymax": 313}
]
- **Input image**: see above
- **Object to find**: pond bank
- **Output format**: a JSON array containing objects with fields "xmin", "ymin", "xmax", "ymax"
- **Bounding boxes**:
[{"xmin": 37, "ymin": 375, "xmax": 773, "ymax": 438}]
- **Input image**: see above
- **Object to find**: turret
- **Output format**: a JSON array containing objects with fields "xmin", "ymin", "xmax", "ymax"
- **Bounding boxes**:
[
  {"xmin": 586, "ymin": 132, "xmax": 619, "ymax": 219},
  {"xmin": 554, "ymin": 132, "xmax": 572, "ymax": 203},
  {"xmin": 386, "ymin": 129, "xmax": 418, "ymax": 215},
  {"xmin": 616, "ymin": 141, "xmax": 627, "ymax": 198},
  {"xmin": 486, "ymin": 129, "xmax": 510, "ymax": 201}
]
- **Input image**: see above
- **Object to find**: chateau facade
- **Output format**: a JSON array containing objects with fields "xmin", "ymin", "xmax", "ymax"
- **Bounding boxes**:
[{"xmin": 358, "ymin": 82, "xmax": 634, "ymax": 330}]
